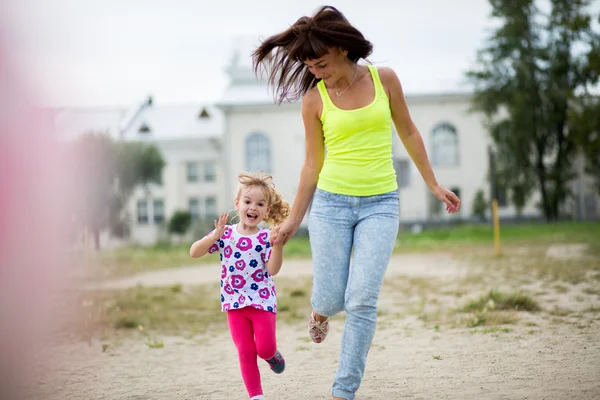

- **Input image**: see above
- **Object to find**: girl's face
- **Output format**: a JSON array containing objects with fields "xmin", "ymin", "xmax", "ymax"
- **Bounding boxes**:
[
  {"xmin": 304, "ymin": 47, "xmax": 349, "ymax": 86},
  {"xmin": 235, "ymin": 185, "xmax": 271, "ymax": 228}
]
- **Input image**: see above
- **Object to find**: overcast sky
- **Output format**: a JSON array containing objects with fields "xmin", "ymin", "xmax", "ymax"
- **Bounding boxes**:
[{"xmin": 2, "ymin": 0, "xmax": 598, "ymax": 108}]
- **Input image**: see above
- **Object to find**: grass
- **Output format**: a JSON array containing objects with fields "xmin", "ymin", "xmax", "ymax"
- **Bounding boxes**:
[
  {"xmin": 462, "ymin": 289, "xmax": 541, "ymax": 313},
  {"xmin": 397, "ymin": 221, "xmax": 600, "ymax": 252},
  {"xmin": 469, "ymin": 327, "xmax": 513, "ymax": 335},
  {"xmin": 403, "ymin": 289, "xmax": 542, "ymax": 330},
  {"xmin": 84, "ymin": 221, "xmax": 599, "ymax": 280},
  {"xmin": 583, "ymin": 306, "xmax": 600, "ymax": 313},
  {"xmin": 87, "ymin": 236, "xmax": 313, "ymax": 280},
  {"xmin": 87, "ymin": 244, "xmax": 204, "ymax": 279},
  {"xmin": 69, "ymin": 276, "xmax": 313, "ymax": 341},
  {"xmin": 67, "ymin": 221, "xmax": 600, "ymax": 342},
  {"xmin": 547, "ymin": 306, "xmax": 573, "ymax": 317},
  {"xmin": 533, "ymin": 258, "xmax": 600, "ymax": 284},
  {"xmin": 70, "ymin": 284, "xmax": 224, "ymax": 339},
  {"xmin": 582, "ymin": 287, "xmax": 600, "ymax": 296},
  {"xmin": 463, "ymin": 243, "xmax": 600, "ymax": 285},
  {"xmin": 464, "ymin": 311, "xmax": 519, "ymax": 328},
  {"xmin": 271, "ymin": 278, "xmax": 313, "ymax": 324},
  {"xmin": 458, "ymin": 289, "xmax": 540, "ymax": 328},
  {"xmin": 553, "ymin": 284, "xmax": 569, "ymax": 294},
  {"xmin": 380, "ymin": 285, "xmax": 536, "ymax": 331},
  {"xmin": 145, "ymin": 338, "xmax": 165, "ymax": 349}
]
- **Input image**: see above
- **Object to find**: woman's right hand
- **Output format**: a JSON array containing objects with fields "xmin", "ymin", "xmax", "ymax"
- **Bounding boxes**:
[{"xmin": 271, "ymin": 217, "xmax": 300, "ymax": 246}]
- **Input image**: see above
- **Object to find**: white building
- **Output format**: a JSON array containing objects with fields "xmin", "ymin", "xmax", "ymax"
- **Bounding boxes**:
[
  {"xmin": 52, "ymin": 39, "xmax": 599, "ymax": 246},
  {"xmin": 52, "ymin": 100, "xmax": 227, "ymax": 246},
  {"xmin": 119, "ymin": 100, "xmax": 226, "ymax": 245}
]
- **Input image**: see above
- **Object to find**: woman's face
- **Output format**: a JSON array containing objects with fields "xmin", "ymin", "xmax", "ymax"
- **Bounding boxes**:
[{"xmin": 304, "ymin": 47, "xmax": 348, "ymax": 85}]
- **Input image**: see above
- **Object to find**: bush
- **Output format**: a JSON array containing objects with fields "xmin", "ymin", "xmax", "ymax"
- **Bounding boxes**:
[
  {"xmin": 472, "ymin": 189, "xmax": 488, "ymax": 221},
  {"xmin": 168, "ymin": 210, "xmax": 192, "ymax": 236}
]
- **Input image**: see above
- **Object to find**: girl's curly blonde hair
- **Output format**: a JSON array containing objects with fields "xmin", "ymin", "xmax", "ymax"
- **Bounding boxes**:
[{"xmin": 235, "ymin": 171, "xmax": 290, "ymax": 226}]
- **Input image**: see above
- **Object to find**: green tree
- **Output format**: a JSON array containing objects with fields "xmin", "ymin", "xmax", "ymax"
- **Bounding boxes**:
[
  {"xmin": 70, "ymin": 133, "xmax": 165, "ymax": 249},
  {"xmin": 110, "ymin": 142, "xmax": 165, "ymax": 237},
  {"xmin": 570, "ymin": 98, "xmax": 600, "ymax": 194},
  {"xmin": 467, "ymin": 0, "xmax": 600, "ymax": 220},
  {"xmin": 115, "ymin": 142, "xmax": 165, "ymax": 191},
  {"xmin": 71, "ymin": 133, "xmax": 116, "ymax": 250},
  {"xmin": 574, "ymin": 12, "xmax": 600, "ymax": 193}
]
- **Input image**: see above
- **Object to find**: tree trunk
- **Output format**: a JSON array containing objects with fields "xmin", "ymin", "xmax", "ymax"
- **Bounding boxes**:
[
  {"xmin": 535, "ymin": 144, "xmax": 553, "ymax": 221},
  {"xmin": 551, "ymin": 123, "xmax": 566, "ymax": 221}
]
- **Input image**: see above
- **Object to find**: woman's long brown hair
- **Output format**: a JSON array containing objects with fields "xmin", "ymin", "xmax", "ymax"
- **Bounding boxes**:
[{"xmin": 252, "ymin": 6, "xmax": 373, "ymax": 104}]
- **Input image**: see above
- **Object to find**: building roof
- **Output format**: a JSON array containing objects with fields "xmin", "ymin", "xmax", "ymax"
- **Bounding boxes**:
[
  {"xmin": 119, "ymin": 102, "xmax": 224, "ymax": 141},
  {"xmin": 51, "ymin": 101, "xmax": 224, "ymax": 142}
]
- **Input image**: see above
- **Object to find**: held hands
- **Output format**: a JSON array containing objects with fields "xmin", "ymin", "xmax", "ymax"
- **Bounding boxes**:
[
  {"xmin": 211, "ymin": 213, "xmax": 228, "ymax": 240},
  {"xmin": 270, "ymin": 218, "xmax": 299, "ymax": 246},
  {"xmin": 431, "ymin": 185, "xmax": 461, "ymax": 214}
]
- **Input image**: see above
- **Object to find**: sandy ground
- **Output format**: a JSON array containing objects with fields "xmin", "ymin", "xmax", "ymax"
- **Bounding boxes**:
[{"xmin": 21, "ymin": 250, "xmax": 600, "ymax": 400}]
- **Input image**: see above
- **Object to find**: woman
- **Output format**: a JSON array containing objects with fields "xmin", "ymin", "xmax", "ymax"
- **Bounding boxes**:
[{"xmin": 252, "ymin": 6, "xmax": 461, "ymax": 400}]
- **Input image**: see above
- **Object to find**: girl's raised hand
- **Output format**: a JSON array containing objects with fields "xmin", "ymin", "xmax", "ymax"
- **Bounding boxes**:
[{"xmin": 211, "ymin": 213, "xmax": 229, "ymax": 240}]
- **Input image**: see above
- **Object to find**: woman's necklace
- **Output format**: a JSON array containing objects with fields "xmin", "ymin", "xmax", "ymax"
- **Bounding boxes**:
[{"xmin": 335, "ymin": 64, "xmax": 358, "ymax": 99}]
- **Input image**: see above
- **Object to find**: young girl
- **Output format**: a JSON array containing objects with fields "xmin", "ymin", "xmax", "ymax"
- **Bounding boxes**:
[{"xmin": 189, "ymin": 171, "xmax": 290, "ymax": 400}]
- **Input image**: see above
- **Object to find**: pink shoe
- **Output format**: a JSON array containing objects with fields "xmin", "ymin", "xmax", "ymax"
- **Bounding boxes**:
[{"xmin": 308, "ymin": 311, "xmax": 329, "ymax": 343}]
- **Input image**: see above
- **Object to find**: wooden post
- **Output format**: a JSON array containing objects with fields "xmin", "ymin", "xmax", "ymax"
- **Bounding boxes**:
[
  {"xmin": 489, "ymin": 146, "xmax": 501, "ymax": 256},
  {"xmin": 492, "ymin": 200, "xmax": 501, "ymax": 256}
]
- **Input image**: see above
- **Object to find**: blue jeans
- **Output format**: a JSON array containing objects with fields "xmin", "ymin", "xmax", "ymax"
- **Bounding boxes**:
[{"xmin": 308, "ymin": 188, "xmax": 400, "ymax": 400}]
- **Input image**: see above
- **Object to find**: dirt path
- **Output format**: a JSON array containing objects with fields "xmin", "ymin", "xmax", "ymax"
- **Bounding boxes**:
[
  {"xmin": 23, "ymin": 251, "xmax": 600, "ymax": 400},
  {"xmin": 83, "ymin": 253, "xmax": 465, "ymax": 291}
]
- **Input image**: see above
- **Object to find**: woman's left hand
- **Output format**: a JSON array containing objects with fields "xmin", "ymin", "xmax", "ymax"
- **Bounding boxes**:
[
  {"xmin": 270, "ymin": 216, "xmax": 300, "ymax": 246},
  {"xmin": 431, "ymin": 185, "xmax": 461, "ymax": 214}
]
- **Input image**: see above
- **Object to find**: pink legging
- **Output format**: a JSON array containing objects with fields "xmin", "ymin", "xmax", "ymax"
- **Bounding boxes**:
[{"xmin": 227, "ymin": 307, "xmax": 277, "ymax": 398}]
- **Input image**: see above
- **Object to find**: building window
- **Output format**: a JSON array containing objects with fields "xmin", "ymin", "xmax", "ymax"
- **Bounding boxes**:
[
  {"xmin": 137, "ymin": 199, "xmax": 148, "ymax": 224},
  {"xmin": 246, "ymin": 132, "xmax": 271, "ymax": 173},
  {"xmin": 187, "ymin": 162, "xmax": 198, "ymax": 183},
  {"xmin": 153, "ymin": 199, "xmax": 164, "ymax": 224},
  {"xmin": 450, "ymin": 187, "xmax": 461, "ymax": 206},
  {"xmin": 205, "ymin": 197, "xmax": 217, "ymax": 218},
  {"xmin": 428, "ymin": 192, "xmax": 442, "ymax": 218},
  {"xmin": 394, "ymin": 159, "xmax": 410, "ymax": 188},
  {"xmin": 449, "ymin": 187, "xmax": 462, "ymax": 216},
  {"xmin": 428, "ymin": 187, "xmax": 462, "ymax": 218},
  {"xmin": 199, "ymin": 108, "xmax": 210, "ymax": 119},
  {"xmin": 188, "ymin": 198, "xmax": 200, "ymax": 222},
  {"xmin": 431, "ymin": 122, "xmax": 459, "ymax": 167},
  {"xmin": 203, "ymin": 161, "xmax": 216, "ymax": 182}
]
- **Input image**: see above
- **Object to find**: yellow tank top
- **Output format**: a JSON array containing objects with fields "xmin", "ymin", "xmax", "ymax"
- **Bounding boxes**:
[{"xmin": 316, "ymin": 64, "xmax": 398, "ymax": 196}]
